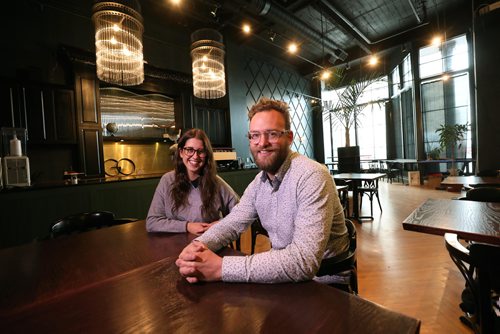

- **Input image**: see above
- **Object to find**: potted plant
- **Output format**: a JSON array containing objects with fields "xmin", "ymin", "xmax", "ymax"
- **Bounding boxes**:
[
  {"xmin": 323, "ymin": 70, "xmax": 381, "ymax": 147},
  {"xmin": 321, "ymin": 70, "xmax": 381, "ymax": 172},
  {"xmin": 435, "ymin": 123, "xmax": 469, "ymax": 176},
  {"xmin": 426, "ymin": 146, "xmax": 441, "ymax": 160}
]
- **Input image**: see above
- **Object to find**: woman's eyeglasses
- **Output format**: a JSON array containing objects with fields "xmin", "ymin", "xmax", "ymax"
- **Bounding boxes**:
[
  {"xmin": 182, "ymin": 147, "xmax": 207, "ymax": 157},
  {"xmin": 247, "ymin": 130, "xmax": 289, "ymax": 144}
]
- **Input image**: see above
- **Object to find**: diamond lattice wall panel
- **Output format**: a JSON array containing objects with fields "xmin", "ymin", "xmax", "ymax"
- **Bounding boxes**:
[{"xmin": 244, "ymin": 57, "xmax": 314, "ymax": 157}]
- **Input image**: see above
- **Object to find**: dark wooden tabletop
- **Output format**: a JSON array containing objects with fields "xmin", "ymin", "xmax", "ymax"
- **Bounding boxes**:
[
  {"xmin": 403, "ymin": 199, "xmax": 500, "ymax": 245},
  {"xmin": 1, "ymin": 221, "xmax": 421, "ymax": 333}
]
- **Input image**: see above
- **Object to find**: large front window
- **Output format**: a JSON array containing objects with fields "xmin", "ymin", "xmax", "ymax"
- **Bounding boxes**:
[{"xmin": 419, "ymin": 35, "xmax": 472, "ymax": 169}]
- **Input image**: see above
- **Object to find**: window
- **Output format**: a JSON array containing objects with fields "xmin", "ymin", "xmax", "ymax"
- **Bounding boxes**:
[{"xmin": 419, "ymin": 34, "xmax": 472, "ymax": 171}]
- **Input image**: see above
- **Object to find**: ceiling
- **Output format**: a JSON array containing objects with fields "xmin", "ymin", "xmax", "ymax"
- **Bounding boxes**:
[{"xmin": 143, "ymin": 0, "xmax": 471, "ymax": 76}]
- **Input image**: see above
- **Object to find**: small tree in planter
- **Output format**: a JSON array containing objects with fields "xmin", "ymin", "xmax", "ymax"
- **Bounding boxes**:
[
  {"xmin": 435, "ymin": 123, "xmax": 469, "ymax": 175},
  {"xmin": 323, "ymin": 70, "xmax": 381, "ymax": 147}
]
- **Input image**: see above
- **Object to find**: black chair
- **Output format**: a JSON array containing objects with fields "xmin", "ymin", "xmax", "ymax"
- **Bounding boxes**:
[
  {"xmin": 250, "ymin": 219, "xmax": 268, "ymax": 255},
  {"xmin": 445, "ymin": 233, "xmax": 500, "ymax": 334},
  {"xmin": 476, "ymin": 169, "xmax": 499, "ymax": 177},
  {"xmin": 358, "ymin": 179, "xmax": 382, "ymax": 218},
  {"xmin": 335, "ymin": 179, "xmax": 351, "ymax": 217},
  {"xmin": 316, "ymin": 219, "xmax": 358, "ymax": 294},
  {"xmin": 50, "ymin": 211, "xmax": 138, "ymax": 238},
  {"xmin": 459, "ymin": 187, "xmax": 500, "ymax": 203},
  {"xmin": 379, "ymin": 161, "xmax": 401, "ymax": 183}
]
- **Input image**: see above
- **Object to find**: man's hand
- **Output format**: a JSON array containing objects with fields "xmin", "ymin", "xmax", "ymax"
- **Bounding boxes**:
[{"xmin": 175, "ymin": 241, "xmax": 222, "ymax": 283}]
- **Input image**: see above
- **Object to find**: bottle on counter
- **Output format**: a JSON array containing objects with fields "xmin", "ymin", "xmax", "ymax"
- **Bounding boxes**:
[{"xmin": 10, "ymin": 134, "xmax": 22, "ymax": 156}]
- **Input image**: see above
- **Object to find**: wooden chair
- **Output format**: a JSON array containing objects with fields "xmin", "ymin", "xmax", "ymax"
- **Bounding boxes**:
[
  {"xmin": 465, "ymin": 187, "xmax": 500, "ymax": 203},
  {"xmin": 379, "ymin": 161, "xmax": 401, "ymax": 183},
  {"xmin": 335, "ymin": 178, "xmax": 351, "ymax": 217},
  {"xmin": 358, "ymin": 179, "xmax": 382, "ymax": 218},
  {"xmin": 445, "ymin": 233, "xmax": 500, "ymax": 334},
  {"xmin": 50, "ymin": 211, "xmax": 138, "ymax": 238},
  {"xmin": 316, "ymin": 219, "xmax": 358, "ymax": 294},
  {"xmin": 250, "ymin": 219, "xmax": 268, "ymax": 255}
]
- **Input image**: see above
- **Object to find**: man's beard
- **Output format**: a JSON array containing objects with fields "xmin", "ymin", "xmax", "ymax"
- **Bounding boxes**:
[{"xmin": 251, "ymin": 145, "xmax": 289, "ymax": 175}]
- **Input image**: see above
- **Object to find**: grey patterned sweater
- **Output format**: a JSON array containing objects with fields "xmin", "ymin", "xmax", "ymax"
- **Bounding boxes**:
[{"xmin": 146, "ymin": 171, "xmax": 239, "ymax": 233}]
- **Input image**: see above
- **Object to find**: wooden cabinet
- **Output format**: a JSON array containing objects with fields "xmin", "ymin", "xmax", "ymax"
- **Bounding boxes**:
[
  {"xmin": 25, "ymin": 85, "xmax": 77, "ymax": 144},
  {"xmin": 192, "ymin": 106, "xmax": 231, "ymax": 147},
  {"xmin": 74, "ymin": 72, "xmax": 104, "ymax": 177},
  {"xmin": 0, "ymin": 81, "xmax": 26, "ymax": 129},
  {"xmin": 0, "ymin": 81, "xmax": 76, "ymax": 144}
]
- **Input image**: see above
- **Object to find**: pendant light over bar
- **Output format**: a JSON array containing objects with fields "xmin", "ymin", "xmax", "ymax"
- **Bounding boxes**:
[
  {"xmin": 92, "ymin": 0, "xmax": 144, "ymax": 86},
  {"xmin": 191, "ymin": 28, "xmax": 226, "ymax": 99}
]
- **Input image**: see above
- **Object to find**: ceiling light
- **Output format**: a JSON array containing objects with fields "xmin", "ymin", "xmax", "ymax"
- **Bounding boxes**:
[
  {"xmin": 170, "ymin": 0, "xmax": 181, "ymax": 5},
  {"xmin": 368, "ymin": 55, "xmax": 379, "ymax": 66},
  {"xmin": 320, "ymin": 70, "xmax": 331, "ymax": 81},
  {"xmin": 210, "ymin": 5, "xmax": 218, "ymax": 18},
  {"xmin": 288, "ymin": 42, "xmax": 298, "ymax": 54},
  {"xmin": 431, "ymin": 35, "xmax": 442, "ymax": 46},
  {"xmin": 268, "ymin": 30, "xmax": 276, "ymax": 42},
  {"xmin": 92, "ymin": 0, "xmax": 144, "ymax": 86},
  {"xmin": 191, "ymin": 28, "xmax": 226, "ymax": 99},
  {"xmin": 242, "ymin": 24, "xmax": 251, "ymax": 34}
]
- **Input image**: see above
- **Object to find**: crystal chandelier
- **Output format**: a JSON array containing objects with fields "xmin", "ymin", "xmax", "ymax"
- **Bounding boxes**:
[
  {"xmin": 191, "ymin": 29, "xmax": 226, "ymax": 99},
  {"xmin": 92, "ymin": 0, "xmax": 144, "ymax": 86}
]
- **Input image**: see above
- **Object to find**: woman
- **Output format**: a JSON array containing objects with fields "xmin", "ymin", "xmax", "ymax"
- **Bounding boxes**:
[{"xmin": 146, "ymin": 129, "xmax": 239, "ymax": 235}]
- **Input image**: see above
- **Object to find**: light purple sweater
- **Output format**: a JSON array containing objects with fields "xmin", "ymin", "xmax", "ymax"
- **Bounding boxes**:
[{"xmin": 146, "ymin": 171, "xmax": 239, "ymax": 233}]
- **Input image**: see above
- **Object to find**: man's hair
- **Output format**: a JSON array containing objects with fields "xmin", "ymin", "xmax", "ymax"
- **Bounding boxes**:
[{"xmin": 248, "ymin": 97, "xmax": 291, "ymax": 130}]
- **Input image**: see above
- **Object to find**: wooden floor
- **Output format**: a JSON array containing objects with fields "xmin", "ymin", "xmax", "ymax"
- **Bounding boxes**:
[{"xmin": 237, "ymin": 181, "xmax": 472, "ymax": 334}]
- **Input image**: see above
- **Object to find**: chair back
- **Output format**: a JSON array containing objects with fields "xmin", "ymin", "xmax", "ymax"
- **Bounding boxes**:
[
  {"xmin": 345, "ymin": 218, "xmax": 357, "ymax": 251},
  {"xmin": 51, "ymin": 211, "xmax": 116, "ymax": 238},
  {"xmin": 469, "ymin": 243, "xmax": 500, "ymax": 334},
  {"xmin": 445, "ymin": 233, "xmax": 500, "ymax": 334},
  {"xmin": 315, "ymin": 219, "xmax": 358, "ymax": 293},
  {"xmin": 465, "ymin": 187, "xmax": 500, "ymax": 203}
]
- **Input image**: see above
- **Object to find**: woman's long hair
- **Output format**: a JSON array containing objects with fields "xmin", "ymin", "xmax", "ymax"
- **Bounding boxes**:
[{"xmin": 170, "ymin": 128, "xmax": 219, "ymax": 220}]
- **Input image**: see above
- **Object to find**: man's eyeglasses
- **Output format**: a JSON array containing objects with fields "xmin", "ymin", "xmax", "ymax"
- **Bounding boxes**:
[
  {"xmin": 247, "ymin": 130, "xmax": 289, "ymax": 144},
  {"xmin": 182, "ymin": 147, "xmax": 207, "ymax": 157}
]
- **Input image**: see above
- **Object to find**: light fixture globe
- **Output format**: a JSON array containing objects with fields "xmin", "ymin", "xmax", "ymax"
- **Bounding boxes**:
[
  {"xmin": 92, "ymin": 0, "xmax": 144, "ymax": 86},
  {"xmin": 190, "ymin": 28, "xmax": 226, "ymax": 99}
]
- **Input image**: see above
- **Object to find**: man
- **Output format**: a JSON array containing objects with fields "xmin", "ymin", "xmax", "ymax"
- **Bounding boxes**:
[{"xmin": 176, "ymin": 97, "xmax": 349, "ymax": 283}]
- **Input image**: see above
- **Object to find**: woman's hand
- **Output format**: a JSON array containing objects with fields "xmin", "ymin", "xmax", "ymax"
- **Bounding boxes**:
[{"xmin": 186, "ymin": 222, "xmax": 211, "ymax": 235}]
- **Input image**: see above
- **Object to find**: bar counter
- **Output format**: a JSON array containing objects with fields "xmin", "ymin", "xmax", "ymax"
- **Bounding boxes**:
[{"xmin": 0, "ymin": 221, "xmax": 421, "ymax": 333}]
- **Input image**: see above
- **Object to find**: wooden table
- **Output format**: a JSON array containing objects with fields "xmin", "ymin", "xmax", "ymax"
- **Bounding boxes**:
[
  {"xmin": 441, "ymin": 176, "xmax": 500, "ymax": 188},
  {"xmin": 0, "ymin": 221, "xmax": 421, "ymax": 333},
  {"xmin": 402, "ymin": 199, "xmax": 500, "ymax": 246},
  {"xmin": 334, "ymin": 173, "xmax": 386, "ymax": 220}
]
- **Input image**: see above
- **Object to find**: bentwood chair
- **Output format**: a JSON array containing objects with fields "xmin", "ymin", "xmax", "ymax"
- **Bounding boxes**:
[
  {"xmin": 358, "ymin": 179, "xmax": 382, "ymax": 218},
  {"xmin": 445, "ymin": 233, "xmax": 500, "ymax": 334},
  {"xmin": 461, "ymin": 187, "xmax": 500, "ymax": 203},
  {"xmin": 50, "ymin": 211, "xmax": 138, "ymax": 238},
  {"xmin": 316, "ymin": 219, "xmax": 358, "ymax": 294},
  {"xmin": 250, "ymin": 219, "xmax": 268, "ymax": 255},
  {"xmin": 335, "ymin": 179, "xmax": 351, "ymax": 217}
]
